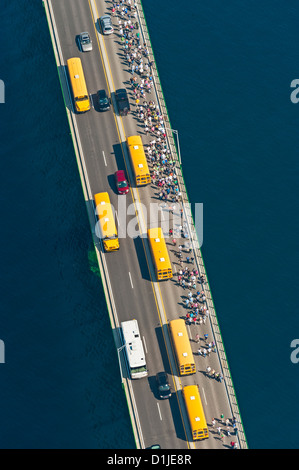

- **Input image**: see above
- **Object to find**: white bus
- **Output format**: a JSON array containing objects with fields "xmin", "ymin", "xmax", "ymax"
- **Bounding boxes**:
[{"xmin": 121, "ymin": 319, "xmax": 148, "ymax": 379}]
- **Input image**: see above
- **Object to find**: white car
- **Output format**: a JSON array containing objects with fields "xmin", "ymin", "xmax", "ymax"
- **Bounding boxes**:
[
  {"xmin": 79, "ymin": 32, "xmax": 92, "ymax": 52},
  {"xmin": 99, "ymin": 15, "xmax": 114, "ymax": 35}
]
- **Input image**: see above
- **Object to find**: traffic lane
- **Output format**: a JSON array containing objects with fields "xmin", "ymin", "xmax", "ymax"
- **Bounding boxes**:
[
  {"xmin": 51, "ymin": 0, "xmax": 97, "ymax": 57},
  {"xmin": 132, "ymin": 379, "xmax": 187, "ymax": 450},
  {"xmin": 51, "ymin": 0, "xmax": 179, "ymax": 442},
  {"xmin": 50, "ymin": 0, "xmax": 122, "ymax": 193},
  {"xmin": 50, "ymin": 0, "xmax": 204, "ymax": 448},
  {"xmin": 102, "ymin": 233, "xmax": 188, "ymax": 448},
  {"xmin": 95, "ymin": 1, "xmax": 144, "ymax": 138},
  {"xmin": 51, "ymin": 0, "xmax": 174, "ymax": 373},
  {"xmin": 142, "ymin": 323, "xmax": 188, "ymax": 449},
  {"xmin": 159, "ymin": 277, "xmax": 231, "ymax": 449}
]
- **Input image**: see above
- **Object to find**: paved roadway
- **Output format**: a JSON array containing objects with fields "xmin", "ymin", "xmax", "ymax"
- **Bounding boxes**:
[{"xmin": 44, "ymin": 0, "xmax": 244, "ymax": 450}]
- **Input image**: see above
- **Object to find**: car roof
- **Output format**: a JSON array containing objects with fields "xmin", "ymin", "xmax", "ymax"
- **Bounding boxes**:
[
  {"xmin": 101, "ymin": 15, "xmax": 111, "ymax": 21},
  {"xmin": 157, "ymin": 371, "xmax": 168, "ymax": 382},
  {"xmin": 98, "ymin": 89, "xmax": 107, "ymax": 97},
  {"xmin": 115, "ymin": 169, "xmax": 126, "ymax": 179}
]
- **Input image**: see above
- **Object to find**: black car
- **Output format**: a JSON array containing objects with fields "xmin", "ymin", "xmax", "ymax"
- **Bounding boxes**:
[
  {"xmin": 115, "ymin": 88, "xmax": 130, "ymax": 116},
  {"xmin": 97, "ymin": 89, "xmax": 111, "ymax": 111},
  {"xmin": 156, "ymin": 372, "xmax": 172, "ymax": 399}
]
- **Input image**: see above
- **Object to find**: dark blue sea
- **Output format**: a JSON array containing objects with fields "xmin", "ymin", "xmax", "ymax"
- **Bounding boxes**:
[{"xmin": 0, "ymin": 0, "xmax": 298, "ymax": 449}]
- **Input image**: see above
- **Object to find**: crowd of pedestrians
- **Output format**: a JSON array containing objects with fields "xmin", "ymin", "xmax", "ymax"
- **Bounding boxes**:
[
  {"xmin": 211, "ymin": 416, "xmax": 239, "ymax": 446},
  {"xmin": 110, "ymin": 0, "xmax": 239, "ymax": 447},
  {"xmin": 112, "ymin": 1, "xmax": 184, "ymax": 205}
]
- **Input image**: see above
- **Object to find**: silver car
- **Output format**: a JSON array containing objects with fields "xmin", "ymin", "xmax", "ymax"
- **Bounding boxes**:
[
  {"xmin": 99, "ymin": 15, "xmax": 114, "ymax": 35},
  {"xmin": 79, "ymin": 32, "xmax": 92, "ymax": 52}
]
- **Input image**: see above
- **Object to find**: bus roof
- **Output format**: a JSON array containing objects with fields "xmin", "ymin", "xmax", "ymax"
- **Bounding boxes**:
[
  {"xmin": 67, "ymin": 57, "xmax": 90, "ymax": 112},
  {"xmin": 94, "ymin": 192, "xmax": 117, "ymax": 239},
  {"xmin": 169, "ymin": 319, "xmax": 195, "ymax": 368},
  {"xmin": 182, "ymin": 385, "xmax": 208, "ymax": 435},
  {"xmin": 67, "ymin": 57, "xmax": 88, "ymax": 97},
  {"xmin": 121, "ymin": 319, "xmax": 146, "ymax": 369},
  {"xmin": 147, "ymin": 227, "xmax": 172, "ymax": 273},
  {"xmin": 127, "ymin": 135, "xmax": 150, "ymax": 178}
]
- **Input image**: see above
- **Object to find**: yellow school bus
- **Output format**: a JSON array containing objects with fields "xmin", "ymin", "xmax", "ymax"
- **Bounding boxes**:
[
  {"xmin": 94, "ymin": 192, "xmax": 119, "ymax": 252},
  {"xmin": 127, "ymin": 135, "xmax": 151, "ymax": 186},
  {"xmin": 67, "ymin": 57, "xmax": 91, "ymax": 112},
  {"xmin": 182, "ymin": 385, "xmax": 209, "ymax": 441},
  {"xmin": 147, "ymin": 227, "xmax": 172, "ymax": 280},
  {"xmin": 169, "ymin": 319, "xmax": 196, "ymax": 376}
]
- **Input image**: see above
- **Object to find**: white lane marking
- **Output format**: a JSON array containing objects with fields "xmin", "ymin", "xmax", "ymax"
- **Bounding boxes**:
[
  {"xmin": 90, "ymin": 94, "xmax": 94, "ymax": 108},
  {"xmin": 157, "ymin": 403, "xmax": 162, "ymax": 421},
  {"xmin": 159, "ymin": 206, "xmax": 165, "ymax": 221},
  {"xmin": 115, "ymin": 210, "xmax": 119, "ymax": 226},
  {"xmin": 102, "ymin": 150, "xmax": 107, "ymax": 166},
  {"xmin": 202, "ymin": 387, "xmax": 207, "ymax": 406},
  {"xmin": 143, "ymin": 336, "xmax": 148, "ymax": 354},
  {"xmin": 128, "ymin": 271, "xmax": 134, "ymax": 288}
]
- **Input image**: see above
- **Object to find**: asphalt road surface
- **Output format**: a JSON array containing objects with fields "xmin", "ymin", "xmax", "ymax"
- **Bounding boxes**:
[{"xmin": 44, "ymin": 0, "xmax": 244, "ymax": 450}]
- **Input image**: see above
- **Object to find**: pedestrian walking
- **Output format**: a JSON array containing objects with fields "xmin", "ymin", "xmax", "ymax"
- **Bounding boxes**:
[
  {"xmin": 204, "ymin": 333, "xmax": 209, "ymax": 342},
  {"xmin": 195, "ymin": 333, "xmax": 200, "ymax": 343},
  {"xmin": 211, "ymin": 418, "xmax": 216, "ymax": 427}
]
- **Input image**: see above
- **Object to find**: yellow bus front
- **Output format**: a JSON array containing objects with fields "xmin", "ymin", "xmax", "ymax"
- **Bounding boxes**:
[
  {"xmin": 75, "ymin": 94, "xmax": 91, "ymax": 113},
  {"xmin": 103, "ymin": 237, "xmax": 120, "ymax": 252}
]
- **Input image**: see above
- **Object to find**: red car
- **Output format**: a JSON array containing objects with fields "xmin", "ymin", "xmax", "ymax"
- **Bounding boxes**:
[{"xmin": 115, "ymin": 170, "xmax": 129, "ymax": 195}]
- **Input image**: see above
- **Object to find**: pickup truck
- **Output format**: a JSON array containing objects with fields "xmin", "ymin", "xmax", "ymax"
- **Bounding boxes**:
[{"xmin": 115, "ymin": 88, "xmax": 130, "ymax": 116}]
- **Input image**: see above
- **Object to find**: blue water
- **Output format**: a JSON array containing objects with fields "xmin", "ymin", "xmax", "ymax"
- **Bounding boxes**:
[{"xmin": 0, "ymin": 0, "xmax": 298, "ymax": 449}]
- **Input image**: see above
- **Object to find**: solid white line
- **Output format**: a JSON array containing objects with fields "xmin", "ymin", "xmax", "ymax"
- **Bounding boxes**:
[
  {"xmin": 202, "ymin": 387, "xmax": 208, "ymax": 406},
  {"xmin": 159, "ymin": 206, "xmax": 165, "ymax": 221},
  {"xmin": 90, "ymin": 94, "xmax": 94, "ymax": 108},
  {"xmin": 143, "ymin": 336, "xmax": 148, "ymax": 354},
  {"xmin": 128, "ymin": 271, "xmax": 134, "ymax": 288},
  {"xmin": 102, "ymin": 150, "xmax": 107, "ymax": 166},
  {"xmin": 157, "ymin": 403, "xmax": 162, "ymax": 421},
  {"xmin": 115, "ymin": 210, "xmax": 119, "ymax": 226}
]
